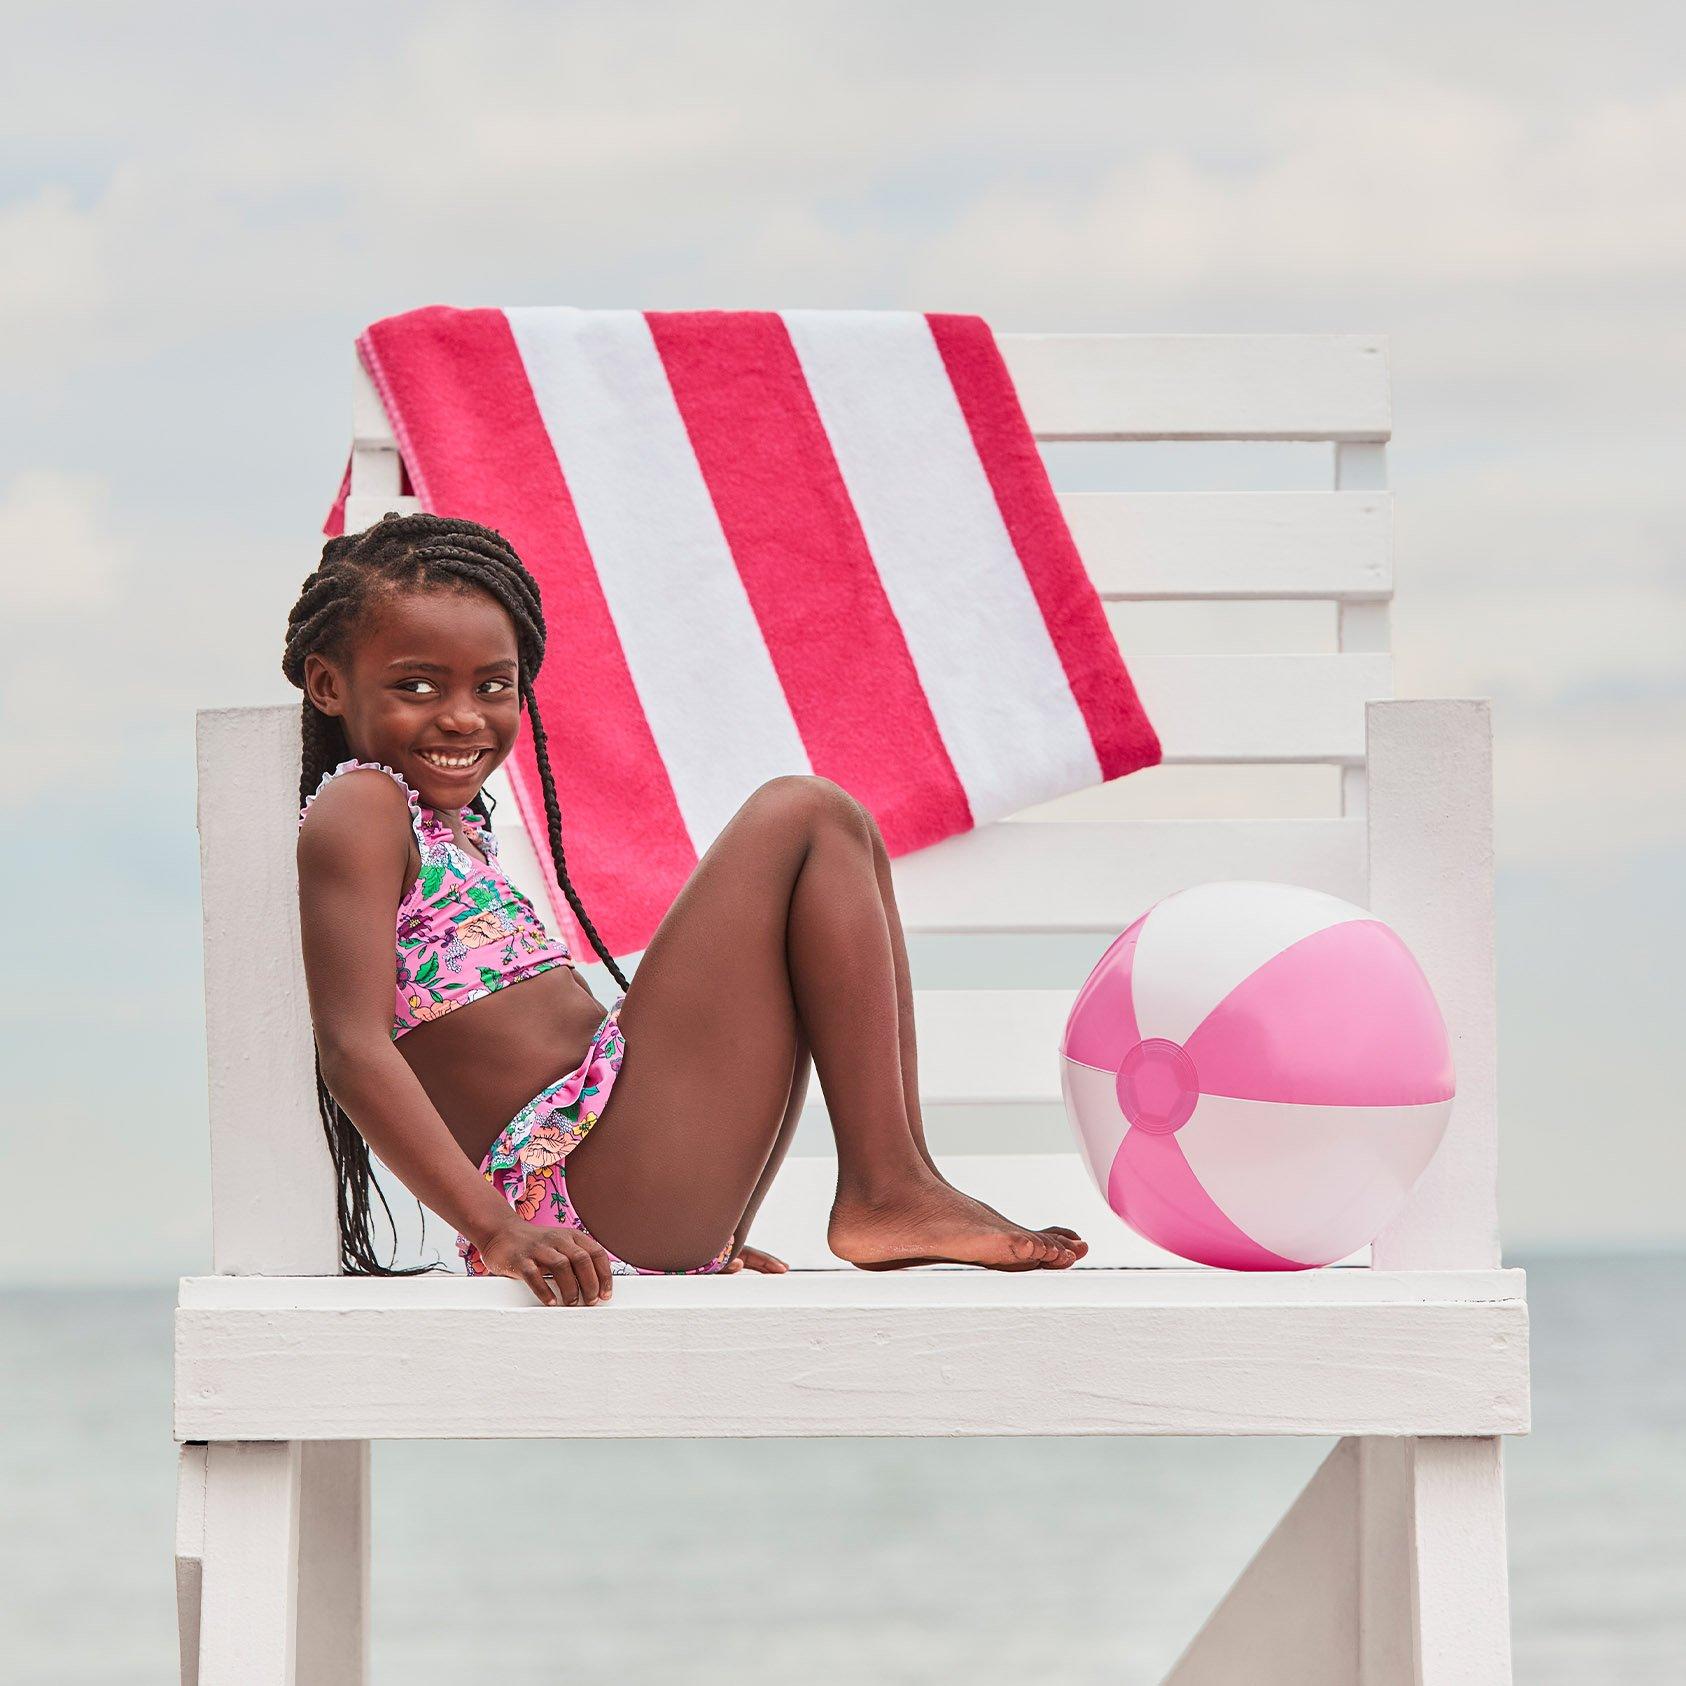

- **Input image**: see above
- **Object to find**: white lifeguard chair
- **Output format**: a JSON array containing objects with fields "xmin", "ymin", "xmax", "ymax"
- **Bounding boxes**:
[{"xmin": 174, "ymin": 333, "xmax": 1528, "ymax": 1684}]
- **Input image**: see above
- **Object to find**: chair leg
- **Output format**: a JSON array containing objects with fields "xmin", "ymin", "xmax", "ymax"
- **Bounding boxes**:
[
  {"xmin": 197, "ymin": 1443, "xmax": 302, "ymax": 1686},
  {"xmin": 1361, "ymin": 1436, "xmax": 1514, "ymax": 1684},
  {"xmin": 296, "ymin": 1441, "xmax": 371, "ymax": 1686},
  {"xmin": 175, "ymin": 1444, "xmax": 208, "ymax": 1686},
  {"xmin": 1164, "ymin": 1435, "xmax": 1514, "ymax": 1686}
]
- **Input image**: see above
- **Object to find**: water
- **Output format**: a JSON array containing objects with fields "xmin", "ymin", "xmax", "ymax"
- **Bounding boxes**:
[{"xmin": 4, "ymin": 1253, "xmax": 1681, "ymax": 1683}]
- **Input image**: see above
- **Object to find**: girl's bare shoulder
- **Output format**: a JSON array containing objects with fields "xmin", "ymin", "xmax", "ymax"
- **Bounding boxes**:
[{"xmin": 297, "ymin": 766, "xmax": 416, "ymax": 883}]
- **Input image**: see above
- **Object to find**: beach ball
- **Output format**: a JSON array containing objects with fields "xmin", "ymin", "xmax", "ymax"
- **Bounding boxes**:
[{"xmin": 1059, "ymin": 881, "xmax": 1454, "ymax": 1269}]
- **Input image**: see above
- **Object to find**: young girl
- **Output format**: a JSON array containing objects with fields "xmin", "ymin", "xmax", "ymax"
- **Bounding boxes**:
[{"xmin": 285, "ymin": 512, "xmax": 1086, "ymax": 1306}]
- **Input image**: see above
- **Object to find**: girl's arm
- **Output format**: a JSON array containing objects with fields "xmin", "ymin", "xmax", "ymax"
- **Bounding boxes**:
[{"xmin": 296, "ymin": 774, "xmax": 612, "ymax": 1304}]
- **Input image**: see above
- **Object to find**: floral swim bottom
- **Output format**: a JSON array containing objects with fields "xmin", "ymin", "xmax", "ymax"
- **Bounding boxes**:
[{"xmin": 456, "ymin": 992, "xmax": 734, "ymax": 1279}]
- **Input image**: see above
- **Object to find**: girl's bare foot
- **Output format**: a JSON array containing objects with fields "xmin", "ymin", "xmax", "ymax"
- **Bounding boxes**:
[
  {"xmin": 912, "ymin": 1154, "xmax": 1089, "ymax": 1263},
  {"xmin": 828, "ymin": 1169, "xmax": 1080, "ymax": 1271}
]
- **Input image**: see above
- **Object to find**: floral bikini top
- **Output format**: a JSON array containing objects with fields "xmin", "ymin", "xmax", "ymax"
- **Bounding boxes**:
[{"xmin": 298, "ymin": 758, "xmax": 577, "ymax": 1041}]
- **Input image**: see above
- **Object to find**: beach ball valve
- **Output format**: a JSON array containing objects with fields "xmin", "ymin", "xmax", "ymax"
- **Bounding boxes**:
[{"xmin": 1059, "ymin": 881, "xmax": 1455, "ymax": 1269}]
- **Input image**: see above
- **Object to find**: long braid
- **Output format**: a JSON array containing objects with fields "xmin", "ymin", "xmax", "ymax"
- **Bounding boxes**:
[{"xmin": 281, "ymin": 511, "xmax": 628, "ymax": 1274}]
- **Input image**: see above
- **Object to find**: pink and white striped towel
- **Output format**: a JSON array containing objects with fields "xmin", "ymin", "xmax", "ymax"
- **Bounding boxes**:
[{"xmin": 326, "ymin": 306, "xmax": 1160, "ymax": 960}]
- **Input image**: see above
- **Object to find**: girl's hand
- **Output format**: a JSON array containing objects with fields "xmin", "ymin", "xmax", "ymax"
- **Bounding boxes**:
[
  {"xmin": 726, "ymin": 1244, "xmax": 788, "ymax": 1275},
  {"xmin": 477, "ymin": 1218, "xmax": 615, "ymax": 1306}
]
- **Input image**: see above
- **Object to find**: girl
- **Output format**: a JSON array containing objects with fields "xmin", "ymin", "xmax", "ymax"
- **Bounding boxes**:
[{"xmin": 285, "ymin": 512, "xmax": 1086, "ymax": 1306}]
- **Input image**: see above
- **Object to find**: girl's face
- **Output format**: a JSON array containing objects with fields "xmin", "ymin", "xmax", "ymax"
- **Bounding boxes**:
[{"xmin": 303, "ymin": 584, "xmax": 523, "ymax": 813}]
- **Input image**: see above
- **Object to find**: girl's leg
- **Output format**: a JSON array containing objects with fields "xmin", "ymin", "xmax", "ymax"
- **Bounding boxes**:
[
  {"xmin": 727, "ymin": 1020, "xmax": 811, "ymax": 1261},
  {"xmin": 855, "ymin": 801, "xmax": 1087, "ymax": 1258},
  {"xmin": 560, "ymin": 776, "xmax": 1078, "ymax": 1272}
]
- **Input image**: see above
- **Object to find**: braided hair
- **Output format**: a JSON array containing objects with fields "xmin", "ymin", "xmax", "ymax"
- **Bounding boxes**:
[{"xmin": 282, "ymin": 511, "xmax": 629, "ymax": 1274}]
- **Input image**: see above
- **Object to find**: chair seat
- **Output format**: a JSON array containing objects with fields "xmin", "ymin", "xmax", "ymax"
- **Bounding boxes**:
[{"xmin": 175, "ymin": 1265, "xmax": 1528, "ymax": 1442}]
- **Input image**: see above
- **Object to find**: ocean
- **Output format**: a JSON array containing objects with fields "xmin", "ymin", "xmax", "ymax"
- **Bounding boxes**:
[{"xmin": 5, "ymin": 1252, "xmax": 1681, "ymax": 1683}]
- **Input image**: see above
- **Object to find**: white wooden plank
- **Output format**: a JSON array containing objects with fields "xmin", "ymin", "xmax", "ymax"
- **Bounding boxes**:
[
  {"xmin": 1335, "ymin": 444, "xmax": 1391, "ymax": 821},
  {"xmin": 1360, "ymin": 1436, "xmax": 1418, "ymax": 1684},
  {"xmin": 349, "ymin": 446, "xmax": 400, "ymax": 499},
  {"xmin": 1405, "ymin": 1438, "xmax": 1514, "ymax": 1683},
  {"xmin": 1134, "ymin": 654, "xmax": 1392, "ymax": 763},
  {"xmin": 175, "ymin": 1444, "xmax": 207, "ymax": 1686},
  {"xmin": 294, "ymin": 1443, "xmax": 369, "ymax": 1686},
  {"xmin": 351, "ymin": 336, "xmax": 1392, "ymax": 448},
  {"xmin": 341, "ymin": 493, "xmax": 418, "ymax": 531},
  {"xmin": 1163, "ymin": 1438, "xmax": 1360, "ymax": 1685},
  {"xmin": 890, "ymin": 817, "xmax": 1367, "ymax": 933},
  {"xmin": 173, "ymin": 1276, "xmax": 1527, "ymax": 1441},
  {"xmin": 1069, "ymin": 491, "xmax": 1392, "ymax": 601},
  {"xmin": 351, "ymin": 359, "xmax": 387, "ymax": 445},
  {"xmin": 197, "ymin": 1442, "xmax": 301, "ymax": 1686},
  {"xmin": 1366, "ymin": 701, "xmax": 1499, "ymax": 1270},
  {"xmin": 198, "ymin": 709, "xmax": 338, "ymax": 1275},
  {"xmin": 180, "ymin": 1268, "xmax": 1525, "ymax": 1312},
  {"xmin": 824, "ymin": 989, "xmax": 1065, "ymax": 1106},
  {"xmin": 1000, "ymin": 333, "xmax": 1390, "ymax": 441}
]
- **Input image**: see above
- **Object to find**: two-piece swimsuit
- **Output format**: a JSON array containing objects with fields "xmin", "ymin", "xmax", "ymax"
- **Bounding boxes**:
[{"xmin": 298, "ymin": 759, "xmax": 733, "ymax": 1278}]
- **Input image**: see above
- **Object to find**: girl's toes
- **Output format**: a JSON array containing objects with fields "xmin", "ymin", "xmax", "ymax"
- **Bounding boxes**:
[{"xmin": 1008, "ymin": 1232, "xmax": 1044, "ymax": 1265}]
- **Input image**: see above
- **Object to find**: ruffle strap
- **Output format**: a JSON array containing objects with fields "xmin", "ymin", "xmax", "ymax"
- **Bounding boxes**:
[{"xmin": 298, "ymin": 758, "xmax": 427, "ymax": 849}]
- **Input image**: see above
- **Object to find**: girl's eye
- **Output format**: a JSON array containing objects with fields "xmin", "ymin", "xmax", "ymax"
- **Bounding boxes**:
[
  {"xmin": 397, "ymin": 679, "xmax": 438, "ymax": 696},
  {"xmin": 480, "ymin": 679, "xmax": 513, "ymax": 695}
]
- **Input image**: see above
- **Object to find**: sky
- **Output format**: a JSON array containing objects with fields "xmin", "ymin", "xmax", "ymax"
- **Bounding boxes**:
[{"xmin": 1, "ymin": 0, "xmax": 1682, "ymax": 1280}]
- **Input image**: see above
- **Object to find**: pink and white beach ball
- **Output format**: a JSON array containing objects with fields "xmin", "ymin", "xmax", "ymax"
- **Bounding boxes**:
[{"xmin": 1059, "ymin": 881, "xmax": 1454, "ymax": 1270}]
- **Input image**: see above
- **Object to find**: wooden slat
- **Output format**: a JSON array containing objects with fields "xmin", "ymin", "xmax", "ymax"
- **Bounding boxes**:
[
  {"xmin": 174, "ymin": 1268, "xmax": 1528, "ymax": 1441},
  {"xmin": 794, "ymin": 989, "xmax": 1068, "ymax": 1107},
  {"xmin": 198, "ymin": 709, "xmax": 340, "ymax": 1275},
  {"xmin": 1070, "ymin": 491, "xmax": 1391, "ymax": 600},
  {"xmin": 347, "ymin": 490, "xmax": 1393, "ymax": 605},
  {"xmin": 1002, "ymin": 333, "xmax": 1389, "ymax": 441},
  {"xmin": 352, "ymin": 334, "xmax": 1390, "ymax": 448},
  {"xmin": 1137, "ymin": 653, "xmax": 1391, "ymax": 763},
  {"xmin": 891, "ymin": 817, "xmax": 1366, "ymax": 932},
  {"xmin": 343, "ymin": 492, "xmax": 419, "ymax": 530}
]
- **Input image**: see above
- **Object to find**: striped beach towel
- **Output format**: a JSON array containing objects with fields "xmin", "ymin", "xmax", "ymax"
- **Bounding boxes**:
[{"xmin": 325, "ymin": 306, "xmax": 1160, "ymax": 960}]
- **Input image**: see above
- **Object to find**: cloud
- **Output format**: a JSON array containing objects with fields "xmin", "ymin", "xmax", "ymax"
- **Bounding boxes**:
[{"xmin": 0, "ymin": 469, "xmax": 125, "ymax": 612}]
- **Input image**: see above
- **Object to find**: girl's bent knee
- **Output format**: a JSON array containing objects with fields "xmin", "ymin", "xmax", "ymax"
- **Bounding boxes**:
[{"xmin": 749, "ymin": 774, "xmax": 871, "ymax": 843}]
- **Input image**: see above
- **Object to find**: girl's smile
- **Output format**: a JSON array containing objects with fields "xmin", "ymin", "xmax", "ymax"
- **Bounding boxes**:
[{"xmin": 303, "ymin": 584, "xmax": 523, "ymax": 813}]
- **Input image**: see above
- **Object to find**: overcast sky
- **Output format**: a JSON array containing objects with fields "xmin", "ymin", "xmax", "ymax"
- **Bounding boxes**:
[{"xmin": 2, "ymin": 0, "xmax": 1681, "ymax": 1279}]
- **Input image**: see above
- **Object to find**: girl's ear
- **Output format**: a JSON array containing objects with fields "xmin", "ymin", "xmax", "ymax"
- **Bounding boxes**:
[{"xmin": 303, "ymin": 651, "xmax": 347, "ymax": 718}]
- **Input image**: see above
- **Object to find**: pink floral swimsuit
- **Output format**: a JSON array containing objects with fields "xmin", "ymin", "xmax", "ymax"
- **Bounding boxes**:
[{"xmin": 299, "ymin": 759, "xmax": 732, "ymax": 1279}]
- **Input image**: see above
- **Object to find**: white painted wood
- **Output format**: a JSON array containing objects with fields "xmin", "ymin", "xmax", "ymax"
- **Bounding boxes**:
[
  {"xmin": 342, "ymin": 492, "xmax": 418, "ymax": 530},
  {"xmin": 1134, "ymin": 653, "xmax": 1391, "ymax": 763},
  {"xmin": 342, "ymin": 489, "xmax": 1391, "ymax": 603},
  {"xmin": 197, "ymin": 1442, "xmax": 301, "ymax": 1686},
  {"xmin": 174, "ymin": 1270, "xmax": 1527, "ymax": 1441},
  {"xmin": 1360, "ymin": 1436, "xmax": 1417, "ymax": 1684},
  {"xmin": 825, "ymin": 989, "xmax": 1088, "ymax": 1106},
  {"xmin": 175, "ymin": 1443, "xmax": 207, "ymax": 1686},
  {"xmin": 351, "ymin": 359, "xmax": 389, "ymax": 447},
  {"xmin": 1335, "ymin": 442, "xmax": 1392, "ymax": 817},
  {"xmin": 182, "ymin": 1267, "xmax": 1521, "ymax": 1312},
  {"xmin": 349, "ymin": 446, "xmax": 401, "ymax": 499},
  {"xmin": 1162, "ymin": 1437, "xmax": 1360, "ymax": 1685},
  {"xmin": 352, "ymin": 336, "xmax": 1390, "ymax": 447},
  {"xmin": 197, "ymin": 709, "xmax": 338, "ymax": 1275},
  {"xmin": 890, "ymin": 816, "xmax": 1366, "ymax": 932},
  {"xmin": 722, "ymin": 1153, "xmax": 1372, "ymax": 1271},
  {"xmin": 1365, "ymin": 701, "xmax": 1500, "ymax": 1269},
  {"xmin": 294, "ymin": 1442, "xmax": 369, "ymax": 1686},
  {"xmin": 1072, "ymin": 490, "xmax": 1392, "ymax": 600},
  {"xmin": 1406, "ymin": 1438, "xmax": 1514, "ymax": 1683},
  {"xmin": 1002, "ymin": 333, "xmax": 1391, "ymax": 440}
]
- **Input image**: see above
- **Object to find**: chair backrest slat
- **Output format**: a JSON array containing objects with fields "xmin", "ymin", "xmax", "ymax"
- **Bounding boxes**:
[{"xmin": 198, "ymin": 707, "xmax": 339, "ymax": 1274}]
